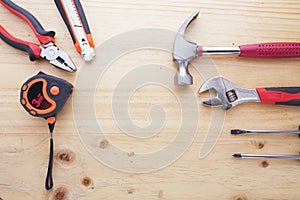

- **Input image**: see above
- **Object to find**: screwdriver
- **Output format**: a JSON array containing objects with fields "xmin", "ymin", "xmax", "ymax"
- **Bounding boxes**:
[
  {"xmin": 231, "ymin": 128, "xmax": 300, "ymax": 137},
  {"xmin": 233, "ymin": 153, "xmax": 300, "ymax": 160},
  {"xmin": 232, "ymin": 126, "xmax": 300, "ymax": 160}
]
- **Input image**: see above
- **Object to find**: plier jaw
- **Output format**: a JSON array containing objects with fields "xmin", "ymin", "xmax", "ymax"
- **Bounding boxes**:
[{"xmin": 40, "ymin": 43, "xmax": 77, "ymax": 73}]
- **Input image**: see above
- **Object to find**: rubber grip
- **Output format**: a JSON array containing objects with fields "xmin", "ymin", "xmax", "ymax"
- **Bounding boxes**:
[
  {"xmin": 0, "ymin": 25, "xmax": 41, "ymax": 61},
  {"xmin": 240, "ymin": 42, "xmax": 300, "ymax": 58},
  {"xmin": 45, "ymin": 137, "xmax": 54, "ymax": 190},
  {"xmin": 54, "ymin": 0, "xmax": 77, "ymax": 44},
  {"xmin": 54, "ymin": 0, "xmax": 94, "ymax": 49},
  {"xmin": 1, "ymin": 0, "xmax": 55, "ymax": 44},
  {"xmin": 257, "ymin": 87, "xmax": 300, "ymax": 106},
  {"xmin": 74, "ymin": 0, "xmax": 94, "ymax": 48},
  {"xmin": 74, "ymin": 0, "xmax": 92, "ymax": 35}
]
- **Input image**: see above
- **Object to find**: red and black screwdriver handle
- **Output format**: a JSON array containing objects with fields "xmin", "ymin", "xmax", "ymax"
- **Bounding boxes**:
[
  {"xmin": 54, "ymin": 0, "xmax": 95, "ymax": 52},
  {"xmin": 257, "ymin": 87, "xmax": 300, "ymax": 106},
  {"xmin": 0, "ymin": 0, "xmax": 55, "ymax": 61}
]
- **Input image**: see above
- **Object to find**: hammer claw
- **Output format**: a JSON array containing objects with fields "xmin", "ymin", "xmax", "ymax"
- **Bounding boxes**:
[{"xmin": 177, "ymin": 10, "xmax": 200, "ymax": 35}]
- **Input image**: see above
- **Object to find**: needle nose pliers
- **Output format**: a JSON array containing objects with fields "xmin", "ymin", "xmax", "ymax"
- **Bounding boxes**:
[{"xmin": 0, "ymin": 0, "xmax": 76, "ymax": 72}]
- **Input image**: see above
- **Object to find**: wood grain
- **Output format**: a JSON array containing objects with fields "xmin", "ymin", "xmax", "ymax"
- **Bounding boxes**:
[{"xmin": 1, "ymin": 0, "xmax": 300, "ymax": 199}]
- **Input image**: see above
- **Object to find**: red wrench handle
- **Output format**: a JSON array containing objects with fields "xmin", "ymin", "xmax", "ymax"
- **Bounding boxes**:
[
  {"xmin": 1, "ymin": 0, "xmax": 55, "ymax": 44},
  {"xmin": 240, "ymin": 42, "xmax": 300, "ymax": 58},
  {"xmin": 257, "ymin": 87, "xmax": 300, "ymax": 106},
  {"xmin": 0, "ymin": 25, "xmax": 41, "ymax": 61}
]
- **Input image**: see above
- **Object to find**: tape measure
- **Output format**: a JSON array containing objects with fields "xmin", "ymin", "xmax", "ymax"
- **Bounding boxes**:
[
  {"xmin": 20, "ymin": 71, "xmax": 73, "ymax": 121},
  {"xmin": 20, "ymin": 71, "xmax": 73, "ymax": 190}
]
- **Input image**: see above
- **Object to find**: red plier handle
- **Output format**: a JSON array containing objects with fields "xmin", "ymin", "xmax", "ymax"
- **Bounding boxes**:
[
  {"xmin": 0, "ymin": 0, "xmax": 55, "ymax": 60},
  {"xmin": 1, "ymin": 25, "xmax": 42, "ymax": 61}
]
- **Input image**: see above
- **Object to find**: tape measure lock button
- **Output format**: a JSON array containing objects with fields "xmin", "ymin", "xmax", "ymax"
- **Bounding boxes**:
[{"xmin": 50, "ymin": 85, "xmax": 60, "ymax": 96}]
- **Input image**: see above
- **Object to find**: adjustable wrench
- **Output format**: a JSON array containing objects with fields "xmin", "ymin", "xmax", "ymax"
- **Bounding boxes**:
[{"xmin": 199, "ymin": 76, "xmax": 300, "ymax": 110}]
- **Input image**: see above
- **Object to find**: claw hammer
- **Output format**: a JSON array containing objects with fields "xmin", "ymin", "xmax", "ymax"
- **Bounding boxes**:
[{"xmin": 173, "ymin": 10, "xmax": 300, "ymax": 86}]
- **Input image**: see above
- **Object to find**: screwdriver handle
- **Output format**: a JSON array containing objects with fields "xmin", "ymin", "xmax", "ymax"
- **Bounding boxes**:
[
  {"xmin": 257, "ymin": 87, "xmax": 300, "ymax": 106},
  {"xmin": 0, "ymin": 25, "xmax": 41, "ymax": 61},
  {"xmin": 1, "ymin": 0, "xmax": 55, "ymax": 44},
  {"xmin": 54, "ymin": 0, "xmax": 95, "ymax": 52},
  {"xmin": 239, "ymin": 42, "xmax": 300, "ymax": 58}
]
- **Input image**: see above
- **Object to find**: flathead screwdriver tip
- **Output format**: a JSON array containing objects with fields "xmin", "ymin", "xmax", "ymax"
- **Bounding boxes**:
[
  {"xmin": 231, "ymin": 129, "xmax": 247, "ymax": 135},
  {"xmin": 232, "ymin": 153, "xmax": 242, "ymax": 158}
]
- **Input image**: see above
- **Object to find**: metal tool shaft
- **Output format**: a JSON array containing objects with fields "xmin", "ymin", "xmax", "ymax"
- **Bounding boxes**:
[
  {"xmin": 202, "ymin": 47, "xmax": 240, "ymax": 55},
  {"xmin": 231, "ymin": 129, "xmax": 300, "ymax": 135},
  {"xmin": 233, "ymin": 153, "xmax": 300, "ymax": 160}
]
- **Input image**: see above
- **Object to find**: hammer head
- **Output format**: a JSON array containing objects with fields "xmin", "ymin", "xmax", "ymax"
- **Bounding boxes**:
[{"xmin": 173, "ymin": 10, "xmax": 200, "ymax": 86}]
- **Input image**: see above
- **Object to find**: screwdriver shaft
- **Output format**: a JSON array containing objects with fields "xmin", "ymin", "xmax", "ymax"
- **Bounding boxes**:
[
  {"xmin": 231, "ymin": 129, "xmax": 300, "ymax": 135},
  {"xmin": 233, "ymin": 153, "xmax": 300, "ymax": 159}
]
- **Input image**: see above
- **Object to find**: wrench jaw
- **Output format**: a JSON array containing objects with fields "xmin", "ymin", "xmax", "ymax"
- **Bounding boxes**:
[
  {"xmin": 200, "ymin": 89, "xmax": 233, "ymax": 110},
  {"xmin": 199, "ymin": 77, "xmax": 261, "ymax": 111},
  {"xmin": 203, "ymin": 97, "xmax": 232, "ymax": 110},
  {"xmin": 199, "ymin": 77, "xmax": 233, "ymax": 110}
]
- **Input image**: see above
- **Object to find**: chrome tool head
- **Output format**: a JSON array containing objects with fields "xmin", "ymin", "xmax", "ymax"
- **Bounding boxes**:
[
  {"xmin": 199, "ymin": 76, "xmax": 261, "ymax": 110},
  {"xmin": 40, "ymin": 43, "xmax": 77, "ymax": 73},
  {"xmin": 173, "ymin": 10, "xmax": 200, "ymax": 86}
]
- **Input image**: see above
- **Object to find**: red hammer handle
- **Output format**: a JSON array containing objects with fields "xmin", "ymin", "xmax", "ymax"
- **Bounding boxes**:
[{"xmin": 240, "ymin": 42, "xmax": 300, "ymax": 58}]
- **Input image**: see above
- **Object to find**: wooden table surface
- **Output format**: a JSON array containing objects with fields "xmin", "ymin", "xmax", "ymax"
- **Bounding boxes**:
[{"xmin": 1, "ymin": 0, "xmax": 300, "ymax": 199}]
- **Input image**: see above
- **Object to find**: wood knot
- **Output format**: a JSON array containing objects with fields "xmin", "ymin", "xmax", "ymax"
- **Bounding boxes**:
[
  {"xmin": 127, "ymin": 187, "xmax": 135, "ymax": 194},
  {"xmin": 55, "ymin": 149, "xmax": 75, "ymax": 165},
  {"xmin": 234, "ymin": 195, "xmax": 247, "ymax": 200},
  {"xmin": 128, "ymin": 152, "xmax": 135, "ymax": 157},
  {"xmin": 251, "ymin": 141, "xmax": 265, "ymax": 149},
  {"xmin": 53, "ymin": 187, "xmax": 68, "ymax": 200},
  {"xmin": 260, "ymin": 160, "xmax": 269, "ymax": 168},
  {"xmin": 81, "ymin": 177, "xmax": 93, "ymax": 187},
  {"xmin": 257, "ymin": 142, "xmax": 264, "ymax": 149},
  {"xmin": 158, "ymin": 190, "xmax": 164, "ymax": 198},
  {"xmin": 99, "ymin": 140, "xmax": 109, "ymax": 149}
]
